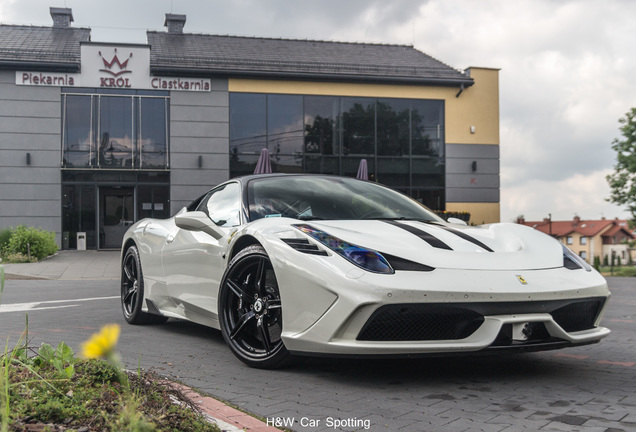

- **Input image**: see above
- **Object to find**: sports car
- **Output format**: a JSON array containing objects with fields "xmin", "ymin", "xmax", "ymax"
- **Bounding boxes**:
[{"xmin": 120, "ymin": 174, "xmax": 610, "ymax": 368}]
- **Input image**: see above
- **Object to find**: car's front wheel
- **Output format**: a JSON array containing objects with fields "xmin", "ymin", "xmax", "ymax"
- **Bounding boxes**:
[
  {"xmin": 121, "ymin": 245, "xmax": 167, "ymax": 325},
  {"xmin": 218, "ymin": 245, "xmax": 291, "ymax": 369}
]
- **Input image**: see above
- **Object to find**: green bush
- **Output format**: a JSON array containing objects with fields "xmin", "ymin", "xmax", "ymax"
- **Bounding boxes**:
[
  {"xmin": 0, "ymin": 228, "xmax": 12, "ymax": 252},
  {"xmin": 5, "ymin": 225, "xmax": 58, "ymax": 261}
]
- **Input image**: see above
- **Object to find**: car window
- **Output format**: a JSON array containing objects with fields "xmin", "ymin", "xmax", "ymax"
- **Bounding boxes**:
[
  {"xmin": 195, "ymin": 182, "xmax": 241, "ymax": 227},
  {"xmin": 248, "ymin": 176, "xmax": 442, "ymax": 222}
]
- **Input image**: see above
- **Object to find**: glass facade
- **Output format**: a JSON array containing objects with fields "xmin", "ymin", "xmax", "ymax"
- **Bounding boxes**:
[
  {"xmin": 61, "ymin": 88, "xmax": 170, "ymax": 249},
  {"xmin": 61, "ymin": 172, "xmax": 170, "ymax": 249},
  {"xmin": 229, "ymin": 93, "xmax": 445, "ymax": 209},
  {"xmin": 61, "ymin": 88, "xmax": 169, "ymax": 169}
]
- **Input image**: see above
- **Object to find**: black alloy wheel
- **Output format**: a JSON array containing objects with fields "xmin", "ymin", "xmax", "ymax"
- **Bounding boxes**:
[
  {"xmin": 218, "ymin": 245, "xmax": 291, "ymax": 369},
  {"xmin": 121, "ymin": 245, "xmax": 166, "ymax": 325}
]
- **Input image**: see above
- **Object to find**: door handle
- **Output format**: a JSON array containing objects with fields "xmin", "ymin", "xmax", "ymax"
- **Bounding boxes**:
[{"xmin": 166, "ymin": 234, "xmax": 175, "ymax": 244}]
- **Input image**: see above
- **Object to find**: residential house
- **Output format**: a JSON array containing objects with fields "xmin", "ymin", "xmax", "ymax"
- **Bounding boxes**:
[{"xmin": 517, "ymin": 216, "xmax": 635, "ymax": 265}]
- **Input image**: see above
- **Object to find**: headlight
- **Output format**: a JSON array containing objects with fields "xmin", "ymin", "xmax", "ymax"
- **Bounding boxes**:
[
  {"xmin": 293, "ymin": 224, "xmax": 394, "ymax": 274},
  {"xmin": 562, "ymin": 244, "xmax": 591, "ymax": 271}
]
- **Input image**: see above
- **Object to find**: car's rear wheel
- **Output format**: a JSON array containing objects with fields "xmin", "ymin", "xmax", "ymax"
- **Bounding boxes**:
[
  {"xmin": 218, "ymin": 245, "xmax": 291, "ymax": 369},
  {"xmin": 121, "ymin": 245, "xmax": 167, "ymax": 325}
]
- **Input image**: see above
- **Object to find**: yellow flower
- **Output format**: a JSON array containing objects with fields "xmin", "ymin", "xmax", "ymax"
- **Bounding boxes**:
[{"xmin": 81, "ymin": 324, "xmax": 120, "ymax": 360}]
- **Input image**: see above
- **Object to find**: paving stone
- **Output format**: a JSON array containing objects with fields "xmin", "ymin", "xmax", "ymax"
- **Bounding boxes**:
[{"xmin": 2, "ymin": 265, "xmax": 636, "ymax": 432}]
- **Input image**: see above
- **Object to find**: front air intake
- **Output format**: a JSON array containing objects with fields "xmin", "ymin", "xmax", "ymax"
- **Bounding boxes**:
[
  {"xmin": 550, "ymin": 300, "xmax": 603, "ymax": 332},
  {"xmin": 358, "ymin": 304, "xmax": 484, "ymax": 341}
]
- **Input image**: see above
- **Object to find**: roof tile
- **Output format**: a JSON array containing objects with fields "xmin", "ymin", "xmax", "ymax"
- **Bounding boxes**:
[
  {"xmin": 146, "ymin": 32, "xmax": 473, "ymax": 84},
  {"xmin": 0, "ymin": 25, "xmax": 90, "ymax": 69}
]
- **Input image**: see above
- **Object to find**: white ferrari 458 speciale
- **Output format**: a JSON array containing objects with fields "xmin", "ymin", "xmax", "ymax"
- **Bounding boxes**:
[{"xmin": 120, "ymin": 174, "xmax": 610, "ymax": 368}]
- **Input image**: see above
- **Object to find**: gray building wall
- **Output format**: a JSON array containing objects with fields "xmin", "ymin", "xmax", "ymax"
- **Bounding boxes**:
[
  {"xmin": 169, "ymin": 79, "xmax": 230, "ymax": 213},
  {"xmin": 446, "ymin": 143, "xmax": 499, "ymax": 203},
  {"xmin": 0, "ymin": 71, "xmax": 62, "ymax": 243}
]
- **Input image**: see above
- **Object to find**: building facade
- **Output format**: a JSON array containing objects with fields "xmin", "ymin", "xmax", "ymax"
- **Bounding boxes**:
[{"xmin": 0, "ymin": 8, "xmax": 500, "ymax": 250}]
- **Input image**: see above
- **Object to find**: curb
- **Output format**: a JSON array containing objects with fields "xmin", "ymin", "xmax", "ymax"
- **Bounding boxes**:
[{"xmin": 171, "ymin": 382, "xmax": 282, "ymax": 432}]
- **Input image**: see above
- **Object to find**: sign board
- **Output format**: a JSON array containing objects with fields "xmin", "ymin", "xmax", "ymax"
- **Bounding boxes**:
[{"xmin": 16, "ymin": 43, "xmax": 210, "ymax": 92}]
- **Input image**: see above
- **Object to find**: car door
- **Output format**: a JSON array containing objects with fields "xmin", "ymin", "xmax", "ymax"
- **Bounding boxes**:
[{"xmin": 161, "ymin": 182, "xmax": 242, "ymax": 326}]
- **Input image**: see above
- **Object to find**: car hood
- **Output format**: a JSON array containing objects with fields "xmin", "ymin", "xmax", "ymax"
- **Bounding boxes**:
[{"xmin": 302, "ymin": 220, "xmax": 564, "ymax": 271}]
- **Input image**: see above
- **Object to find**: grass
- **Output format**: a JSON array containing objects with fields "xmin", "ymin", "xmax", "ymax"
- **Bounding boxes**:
[
  {"xmin": 599, "ymin": 265, "xmax": 636, "ymax": 277},
  {"xmin": 3, "ymin": 354, "xmax": 221, "ymax": 432},
  {"xmin": 0, "ymin": 263, "xmax": 222, "ymax": 432}
]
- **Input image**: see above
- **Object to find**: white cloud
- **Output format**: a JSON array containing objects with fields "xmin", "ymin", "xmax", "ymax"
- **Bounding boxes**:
[
  {"xmin": 1, "ymin": 0, "xmax": 634, "ymax": 223},
  {"xmin": 502, "ymin": 169, "xmax": 630, "ymax": 222}
]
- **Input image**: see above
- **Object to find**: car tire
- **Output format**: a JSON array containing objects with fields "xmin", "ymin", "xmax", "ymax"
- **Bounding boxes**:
[
  {"xmin": 218, "ymin": 245, "xmax": 292, "ymax": 369},
  {"xmin": 121, "ymin": 245, "xmax": 167, "ymax": 325}
]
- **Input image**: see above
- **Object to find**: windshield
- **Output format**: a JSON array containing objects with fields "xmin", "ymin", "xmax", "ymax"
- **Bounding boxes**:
[{"xmin": 247, "ymin": 176, "xmax": 442, "ymax": 222}]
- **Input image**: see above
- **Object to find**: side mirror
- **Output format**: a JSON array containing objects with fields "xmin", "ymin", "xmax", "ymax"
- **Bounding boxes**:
[
  {"xmin": 175, "ymin": 211, "xmax": 225, "ymax": 240},
  {"xmin": 447, "ymin": 217, "xmax": 468, "ymax": 226}
]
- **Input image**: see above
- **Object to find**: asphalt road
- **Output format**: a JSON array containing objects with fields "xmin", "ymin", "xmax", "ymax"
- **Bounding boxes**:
[{"xmin": 1, "ymin": 277, "xmax": 634, "ymax": 432}]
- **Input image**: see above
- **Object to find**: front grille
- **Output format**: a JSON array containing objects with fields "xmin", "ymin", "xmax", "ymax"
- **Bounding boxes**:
[
  {"xmin": 550, "ymin": 300, "xmax": 603, "ymax": 332},
  {"xmin": 356, "ymin": 298, "xmax": 606, "ymax": 342},
  {"xmin": 357, "ymin": 305, "xmax": 484, "ymax": 341}
]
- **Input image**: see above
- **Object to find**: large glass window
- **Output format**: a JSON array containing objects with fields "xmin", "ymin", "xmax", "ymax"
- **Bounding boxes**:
[
  {"xmin": 63, "ymin": 95, "xmax": 94, "ymax": 168},
  {"xmin": 412, "ymin": 100, "xmax": 444, "ymax": 157},
  {"xmin": 377, "ymin": 98, "xmax": 410, "ymax": 156},
  {"xmin": 229, "ymin": 93, "xmax": 266, "ymax": 155},
  {"xmin": 341, "ymin": 98, "xmax": 375, "ymax": 156},
  {"xmin": 99, "ymin": 96, "xmax": 133, "ymax": 168},
  {"xmin": 139, "ymin": 98, "xmax": 168, "ymax": 169},
  {"xmin": 230, "ymin": 93, "xmax": 445, "ymax": 209},
  {"xmin": 304, "ymin": 96, "xmax": 339, "ymax": 155},
  {"xmin": 267, "ymin": 94, "xmax": 303, "ymax": 155},
  {"xmin": 62, "ymin": 89, "xmax": 169, "ymax": 170}
]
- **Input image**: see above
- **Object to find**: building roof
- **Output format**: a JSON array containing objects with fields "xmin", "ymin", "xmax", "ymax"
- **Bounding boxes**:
[
  {"xmin": 0, "ymin": 8, "xmax": 473, "ymax": 87},
  {"xmin": 0, "ymin": 25, "xmax": 90, "ymax": 71},
  {"xmin": 519, "ymin": 216, "xmax": 635, "ymax": 239},
  {"xmin": 146, "ymin": 32, "xmax": 474, "ymax": 86},
  {"xmin": 602, "ymin": 222, "xmax": 635, "ymax": 239}
]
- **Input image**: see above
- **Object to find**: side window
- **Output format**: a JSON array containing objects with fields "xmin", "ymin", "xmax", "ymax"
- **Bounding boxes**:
[{"xmin": 196, "ymin": 183, "xmax": 241, "ymax": 227}]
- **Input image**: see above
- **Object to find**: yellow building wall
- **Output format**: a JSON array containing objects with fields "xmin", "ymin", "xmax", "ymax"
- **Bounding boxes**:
[
  {"xmin": 449, "ymin": 68, "xmax": 500, "ymax": 145},
  {"xmin": 446, "ymin": 202, "xmax": 500, "ymax": 225}
]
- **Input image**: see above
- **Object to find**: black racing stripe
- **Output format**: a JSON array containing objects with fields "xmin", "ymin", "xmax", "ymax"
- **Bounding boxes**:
[
  {"xmin": 383, "ymin": 220, "xmax": 452, "ymax": 250},
  {"xmin": 428, "ymin": 223, "xmax": 495, "ymax": 253}
]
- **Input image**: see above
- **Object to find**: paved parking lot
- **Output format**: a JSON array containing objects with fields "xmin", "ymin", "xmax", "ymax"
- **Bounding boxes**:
[{"xmin": 1, "ymin": 252, "xmax": 635, "ymax": 431}]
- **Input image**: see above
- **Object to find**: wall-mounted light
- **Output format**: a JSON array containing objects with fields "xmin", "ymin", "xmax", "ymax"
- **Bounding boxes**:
[
  {"xmin": 198, "ymin": 155, "xmax": 203, "ymax": 168},
  {"xmin": 26, "ymin": 153, "xmax": 31, "ymax": 165},
  {"xmin": 471, "ymin": 161, "xmax": 477, "ymax": 172},
  {"xmin": 470, "ymin": 126, "xmax": 476, "ymax": 134}
]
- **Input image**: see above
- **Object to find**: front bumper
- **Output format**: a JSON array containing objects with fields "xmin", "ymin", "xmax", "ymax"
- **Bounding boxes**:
[{"xmin": 272, "ymin": 249, "xmax": 611, "ymax": 355}]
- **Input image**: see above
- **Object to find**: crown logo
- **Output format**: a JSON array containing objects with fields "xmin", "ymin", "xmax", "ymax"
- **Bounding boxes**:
[{"xmin": 98, "ymin": 48, "xmax": 133, "ymax": 77}]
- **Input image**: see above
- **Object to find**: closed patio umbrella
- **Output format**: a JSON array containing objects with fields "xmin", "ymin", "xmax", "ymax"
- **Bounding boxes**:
[
  {"xmin": 356, "ymin": 158, "xmax": 368, "ymax": 180},
  {"xmin": 254, "ymin": 148, "xmax": 272, "ymax": 174}
]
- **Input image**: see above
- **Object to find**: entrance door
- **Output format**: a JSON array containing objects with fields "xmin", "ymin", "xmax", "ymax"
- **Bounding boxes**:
[{"xmin": 99, "ymin": 187, "xmax": 134, "ymax": 249}]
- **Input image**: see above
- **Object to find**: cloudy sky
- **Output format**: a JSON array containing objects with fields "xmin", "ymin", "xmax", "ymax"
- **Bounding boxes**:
[{"xmin": 1, "ymin": 0, "xmax": 634, "ymax": 223}]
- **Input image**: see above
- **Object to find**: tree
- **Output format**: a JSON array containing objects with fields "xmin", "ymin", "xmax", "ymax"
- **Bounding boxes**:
[{"xmin": 607, "ymin": 108, "xmax": 636, "ymax": 227}]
